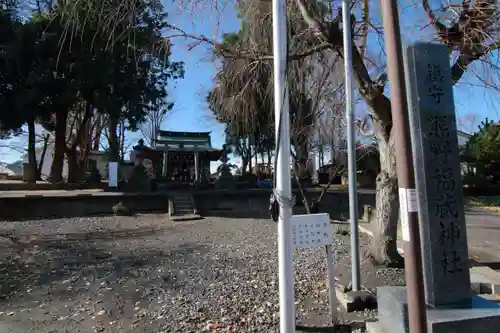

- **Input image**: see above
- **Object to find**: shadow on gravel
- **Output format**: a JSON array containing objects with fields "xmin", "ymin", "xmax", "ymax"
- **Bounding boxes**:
[
  {"xmin": 0, "ymin": 226, "xmax": 210, "ymax": 301},
  {"xmin": 296, "ymin": 325, "xmax": 353, "ymax": 332},
  {"xmin": 470, "ymin": 259, "xmax": 500, "ymax": 270},
  {"xmin": 33, "ymin": 225, "xmax": 171, "ymax": 241},
  {"xmin": 464, "ymin": 206, "xmax": 500, "ymax": 216}
]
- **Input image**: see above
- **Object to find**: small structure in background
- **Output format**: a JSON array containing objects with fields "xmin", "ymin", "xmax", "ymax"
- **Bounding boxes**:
[
  {"xmin": 457, "ymin": 130, "xmax": 472, "ymax": 147},
  {"xmin": 85, "ymin": 151, "xmax": 108, "ymax": 180},
  {"xmin": 0, "ymin": 161, "xmax": 23, "ymax": 179},
  {"xmin": 153, "ymin": 131, "xmax": 223, "ymax": 183},
  {"xmin": 253, "ymin": 163, "xmax": 273, "ymax": 180},
  {"xmin": 129, "ymin": 131, "xmax": 223, "ymax": 189},
  {"xmin": 19, "ymin": 141, "xmax": 109, "ymax": 182}
]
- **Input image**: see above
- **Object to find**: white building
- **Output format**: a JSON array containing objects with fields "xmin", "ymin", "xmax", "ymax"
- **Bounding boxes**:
[
  {"xmin": 0, "ymin": 161, "xmax": 23, "ymax": 176},
  {"xmin": 22, "ymin": 142, "xmax": 68, "ymax": 180},
  {"xmin": 457, "ymin": 130, "xmax": 472, "ymax": 147},
  {"xmin": 20, "ymin": 143, "xmax": 108, "ymax": 180}
]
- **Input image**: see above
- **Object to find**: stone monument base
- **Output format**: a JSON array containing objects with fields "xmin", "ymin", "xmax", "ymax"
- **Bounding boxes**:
[
  {"xmin": 124, "ymin": 166, "xmax": 152, "ymax": 192},
  {"xmin": 214, "ymin": 172, "xmax": 236, "ymax": 190},
  {"xmin": 371, "ymin": 286, "xmax": 500, "ymax": 333}
]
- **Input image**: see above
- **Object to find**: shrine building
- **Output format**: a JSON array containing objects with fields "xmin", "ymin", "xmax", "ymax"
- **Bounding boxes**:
[{"xmin": 151, "ymin": 130, "xmax": 223, "ymax": 182}]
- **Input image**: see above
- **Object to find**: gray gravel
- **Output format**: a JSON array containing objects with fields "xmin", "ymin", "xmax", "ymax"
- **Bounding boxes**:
[{"xmin": 0, "ymin": 214, "xmax": 405, "ymax": 332}]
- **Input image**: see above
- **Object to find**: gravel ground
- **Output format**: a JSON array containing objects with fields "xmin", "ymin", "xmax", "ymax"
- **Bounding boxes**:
[{"xmin": 0, "ymin": 215, "xmax": 405, "ymax": 333}]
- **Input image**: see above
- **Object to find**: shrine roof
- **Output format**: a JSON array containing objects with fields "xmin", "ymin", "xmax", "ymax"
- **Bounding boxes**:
[
  {"xmin": 150, "ymin": 146, "xmax": 222, "ymax": 153},
  {"xmin": 157, "ymin": 130, "xmax": 211, "ymax": 138},
  {"xmin": 457, "ymin": 130, "xmax": 472, "ymax": 138},
  {"xmin": 155, "ymin": 130, "xmax": 212, "ymax": 146}
]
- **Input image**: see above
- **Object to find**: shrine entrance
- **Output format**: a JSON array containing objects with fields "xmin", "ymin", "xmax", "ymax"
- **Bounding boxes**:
[{"xmin": 167, "ymin": 152, "xmax": 195, "ymax": 181}]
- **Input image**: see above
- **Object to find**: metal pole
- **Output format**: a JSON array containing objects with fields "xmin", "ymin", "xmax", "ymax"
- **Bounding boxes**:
[
  {"xmin": 341, "ymin": 0, "xmax": 361, "ymax": 292},
  {"xmin": 380, "ymin": 1, "xmax": 428, "ymax": 333},
  {"xmin": 272, "ymin": 0, "xmax": 295, "ymax": 331},
  {"xmin": 325, "ymin": 243, "xmax": 337, "ymax": 323}
]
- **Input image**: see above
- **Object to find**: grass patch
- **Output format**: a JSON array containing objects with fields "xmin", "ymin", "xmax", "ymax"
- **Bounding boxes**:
[
  {"xmin": 469, "ymin": 196, "xmax": 500, "ymax": 206},
  {"xmin": 112, "ymin": 201, "xmax": 133, "ymax": 216},
  {"xmin": 468, "ymin": 196, "xmax": 500, "ymax": 212}
]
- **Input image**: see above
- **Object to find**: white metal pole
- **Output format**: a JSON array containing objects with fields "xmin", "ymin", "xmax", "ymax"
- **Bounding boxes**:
[
  {"xmin": 325, "ymin": 243, "xmax": 337, "ymax": 322},
  {"xmin": 272, "ymin": 0, "xmax": 295, "ymax": 331},
  {"xmin": 342, "ymin": 0, "xmax": 361, "ymax": 292}
]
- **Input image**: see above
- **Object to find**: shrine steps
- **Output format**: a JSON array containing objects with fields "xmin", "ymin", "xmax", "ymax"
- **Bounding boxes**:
[{"xmin": 169, "ymin": 193, "xmax": 202, "ymax": 221}]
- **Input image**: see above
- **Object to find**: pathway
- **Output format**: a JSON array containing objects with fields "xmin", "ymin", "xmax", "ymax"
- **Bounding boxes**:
[
  {"xmin": 0, "ymin": 214, "xmax": 400, "ymax": 333},
  {"xmin": 359, "ymin": 206, "xmax": 500, "ymax": 267},
  {"xmin": 464, "ymin": 207, "xmax": 500, "ymax": 267}
]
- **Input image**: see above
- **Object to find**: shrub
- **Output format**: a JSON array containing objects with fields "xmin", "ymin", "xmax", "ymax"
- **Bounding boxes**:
[
  {"xmin": 462, "ymin": 119, "xmax": 500, "ymax": 190},
  {"xmin": 112, "ymin": 201, "xmax": 132, "ymax": 216}
]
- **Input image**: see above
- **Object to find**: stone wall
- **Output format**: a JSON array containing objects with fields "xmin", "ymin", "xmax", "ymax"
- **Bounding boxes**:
[
  {"xmin": 194, "ymin": 189, "xmax": 375, "ymax": 221},
  {"xmin": 0, "ymin": 189, "xmax": 376, "ymax": 221},
  {"xmin": 0, "ymin": 181, "xmax": 109, "ymax": 191},
  {"xmin": 0, "ymin": 193, "xmax": 170, "ymax": 220}
]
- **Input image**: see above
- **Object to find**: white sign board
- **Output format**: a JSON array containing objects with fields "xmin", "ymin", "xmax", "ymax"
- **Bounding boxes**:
[
  {"xmin": 108, "ymin": 162, "xmax": 118, "ymax": 187},
  {"xmin": 291, "ymin": 213, "xmax": 332, "ymax": 249}
]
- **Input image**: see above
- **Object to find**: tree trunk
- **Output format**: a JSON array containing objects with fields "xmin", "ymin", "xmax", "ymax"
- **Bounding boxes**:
[
  {"xmin": 27, "ymin": 118, "xmax": 37, "ymax": 183},
  {"xmin": 93, "ymin": 113, "xmax": 102, "ymax": 151},
  {"xmin": 241, "ymin": 157, "xmax": 248, "ymax": 174},
  {"xmin": 119, "ymin": 119, "xmax": 125, "ymax": 162},
  {"xmin": 294, "ymin": 143, "xmax": 309, "ymax": 179},
  {"xmin": 253, "ymin": 148, "xmax": 258, "ymax": 175},
  {"xmin": 50, "ymin": 111, "xmax": 67, "ymax": 183},
  {"xmin": 37, "ymin": 134, "xmax": 50, "ymax": 180},
  {"xmin": 267, "ymin": 150, "xmax": 272, "ymax": 177},
  {"xmin": 260, "ymin": 151, "xmax": 265, "ymax": 177},
  {"xmin": 370, "ymin": 128, "xmax": 403, "ymax": 266},
  {"xmin": 66, "ymin": 149, "xmax": 79, "ymax": 183},
  {"xmin": 108, "ymin": 112, "xmax": 119, "ymax": 163},
  {"xmin": 66, "ymin": 108, "xmax": 93, "ymax": 183},
  {"xmin": 248, "ymin": 147, "xmax": 253, "ymax": 175}
]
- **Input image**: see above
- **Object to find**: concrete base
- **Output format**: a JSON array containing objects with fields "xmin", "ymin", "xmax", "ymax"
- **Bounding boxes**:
[
  {"xmin": 335, "ymin": 287, "xmax": 377, "ymax": 312},
  {"xmin": 478, "ymin": 294, "xmax": 500, "ymax": 304},
  {"xmin": 170, "ymin": 214, "xmax": 203, "ymax": 222},
  {"xmin": 366, "ymin": 321, "xmax": 384, "ymax": 333},
  {"xmin": 377, "ymin": 286, "xmax": 500, "ymax": 333},
  {"xmin": 470, "ymin": 266, "xmax": 500, "ymax": 295}
]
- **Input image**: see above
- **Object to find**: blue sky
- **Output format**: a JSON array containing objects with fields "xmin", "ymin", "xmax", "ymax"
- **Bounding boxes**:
[
  {"xmin": 1, "ymin": 1, "xmax": 498, "ymax": 167},
  {"xmin": 159, "ymin": 1, "xmax": 498, "ymax": 155},
  {"xmin": 152, "ymin": 1, "xmax": 241, "ymax": 151}
]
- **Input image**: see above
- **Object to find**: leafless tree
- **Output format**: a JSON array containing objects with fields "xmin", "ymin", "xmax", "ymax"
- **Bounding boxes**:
[
  {"xmin": 140, "ymin": 103, "xmax": 174, "ymax": 146},
  {"xmin": 100, "ymin": 117, "xmax": 132, "ymax": 162}
]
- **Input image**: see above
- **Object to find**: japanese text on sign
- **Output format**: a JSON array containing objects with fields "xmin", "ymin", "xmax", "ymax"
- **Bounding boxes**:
[
  {"xmin": 429, "ymin": 141, "xmax": 452, "ymax": 163},
  {"xmin": 428, "ymin": 115, "xmax": 451, "ymax": 138},
  {"xmin": 439, "ymin": 221, "xmax": 461, "ymax": 247},
  {"xmin": 433, "ymin": 179, "xmax": 459, "ymax": 219},
  {"xmin": 427, "ymin": 63, "xmax": 445, "ymax": 104},
  {"xmin": 442, "ymin": 250, "xmax": 463, "ymax": 275},
  {"xmin": 433, "ymin": 168, "xmax": 456, "ymax": 192}
]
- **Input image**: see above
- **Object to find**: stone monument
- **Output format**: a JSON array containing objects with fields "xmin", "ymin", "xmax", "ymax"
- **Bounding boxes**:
[
  {"xmin": 126, "ymin": 139, "xmax": 152, "ymax": 192},
  {"xmin": 370, "ymin": 43, "xmax": 500, "ymax": 333},
  {"xmin": 214, "ymin": 144, "xmax": 236, "ymax": 190},
  {"xmin": 86, "ymin": 161, "xmax": 102, "ymax": 184}
]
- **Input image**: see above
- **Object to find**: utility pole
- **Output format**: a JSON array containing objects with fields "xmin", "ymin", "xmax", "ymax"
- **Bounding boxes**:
[
  {"xmin": 272, "ymin": 0, "xmax": 295, "ymax": 331},
  {"xmin": 380, "ymin": 1, "xmax": 428, "ymax": 333},
  {"xmin": 341, "ymin": 0, "xmax": 361, "ymax": 292}
]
